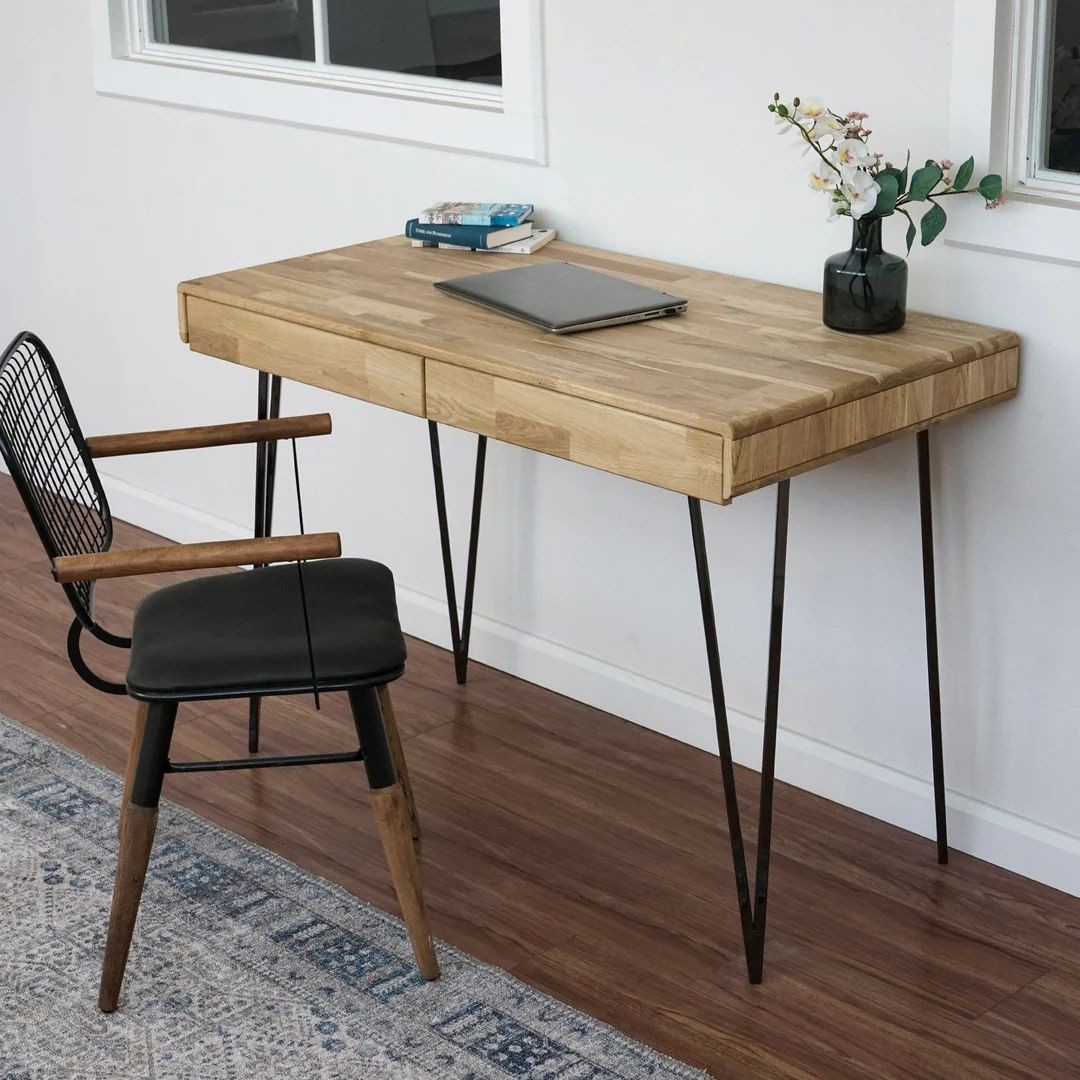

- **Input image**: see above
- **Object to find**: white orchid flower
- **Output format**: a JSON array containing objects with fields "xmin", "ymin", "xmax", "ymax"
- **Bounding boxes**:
[
  {"xmin": 810, "ymin": 114, "xmax": 846, "ymax": 141},
  {"xmin": 808, "ymin": 164, "xmax": 837, "ymax": 192},
  {"xmin": 795, "ymin": 97, "xmax": 828, "ymax": 122},
  {"xmin": 842, "ymin": 169, "xmax": 881, "ymax": 219},
  {"xmin": 826, "ymin": 188, "xmax": 848, "ymax": 221},
  {"xmin": 836, "ymin": 138, "xmax": 876, "ymax": 173}
]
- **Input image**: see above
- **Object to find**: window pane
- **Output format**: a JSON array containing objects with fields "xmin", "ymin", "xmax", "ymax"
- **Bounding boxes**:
[
  {"xmin": 150, "ymin": 0, "xmax": 316, "ymax": 62},
  {"xmin": 1048, "ymin": 4, "xmax": 1080, "ymax": 173},
  {"xmin": 326, "ymin": 0, "xmax": 501, "ymax": 85}
]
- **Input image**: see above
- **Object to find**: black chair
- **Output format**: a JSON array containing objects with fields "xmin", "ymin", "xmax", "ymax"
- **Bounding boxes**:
[{"xmin": 0, "ymin": 331, "xmax": 438, "ymax": 1013}]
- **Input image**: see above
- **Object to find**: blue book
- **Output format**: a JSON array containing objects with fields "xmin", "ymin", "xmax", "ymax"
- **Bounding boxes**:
[
  {"xmin": 405, "ymin": 218, "xmax": 533, "ymax": 250},
  {"xmin": 418, "ymin": 202, "xmax": 534, "ymax": 227}
]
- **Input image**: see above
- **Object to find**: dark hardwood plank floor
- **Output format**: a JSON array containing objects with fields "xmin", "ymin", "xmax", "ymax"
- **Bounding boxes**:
[{"xmin": 0, "ymin": 474, "xmax": 1077, "ymax": 1078}]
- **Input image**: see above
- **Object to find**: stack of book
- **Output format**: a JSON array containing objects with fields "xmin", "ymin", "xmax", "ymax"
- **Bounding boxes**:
[{"xmin": 405, "ymin": 202, "xmax": 556, "ymax": 255}]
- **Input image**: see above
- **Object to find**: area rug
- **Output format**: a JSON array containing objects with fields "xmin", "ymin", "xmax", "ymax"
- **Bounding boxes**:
[{"xmin": 0, "ymin": 711, "xmax": 708, "ymax": 1079}]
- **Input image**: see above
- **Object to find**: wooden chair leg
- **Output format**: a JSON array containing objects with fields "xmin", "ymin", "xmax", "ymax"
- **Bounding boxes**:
[
  {"xmin": 370, "ymin": 781, "xmax": 440, "ymax": 980},
  {"xmin": 99, "ymin": 701, "xmax": 176, "ymax": 1013},
  {"xmin": 119, "ymin": 701, "xmax": 148, "ymax": 839},
  {"xmin": 99, "ymin": 805, "xmax": 160, "ymax": 1012},
  {"xmin": 349, "ymin": 686, "xmax": 438, "ymax": 980},
  {"xmin": 377, "ymin": 684, "xmax": 420, "ymax": 849}
]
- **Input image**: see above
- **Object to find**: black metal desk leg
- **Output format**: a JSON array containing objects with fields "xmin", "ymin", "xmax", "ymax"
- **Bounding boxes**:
[
  {"xmin": 264, "ymin": 375, "xmax": 282, "ymax": 535},
  {"xmin": 249, "ymin": 371, "xmax": 282, "ymax": 752},
  {"xmin": 917, "ymin": 429, "xmax": 949, "ymax": 864},
  {"xmin": 689, "ymin": 479, "xmax": 790, "ymax": 984},
  {"xmin": 428, "ymin": 421, "xmax": 487, "ymax": 684}
]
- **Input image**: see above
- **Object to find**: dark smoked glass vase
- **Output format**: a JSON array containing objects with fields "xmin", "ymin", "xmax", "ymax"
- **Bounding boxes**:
[{"xmin": 822, "ymin": 216, "xmax": 907, "ymax": 334}]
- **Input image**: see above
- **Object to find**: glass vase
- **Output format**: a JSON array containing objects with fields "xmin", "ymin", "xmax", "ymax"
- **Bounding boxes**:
[{"xmin": 822, "ymin": 217, "xmax": 907, "ymax": 334}]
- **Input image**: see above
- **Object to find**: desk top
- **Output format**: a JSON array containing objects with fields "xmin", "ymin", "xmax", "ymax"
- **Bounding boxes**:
[
  {"xmin": 180, "ymin": 236, "xmax": 1017, "ymax": 441},
  {"xmin": 179, "ymin": 237, "xmax": 1018, "ymax": 503}
]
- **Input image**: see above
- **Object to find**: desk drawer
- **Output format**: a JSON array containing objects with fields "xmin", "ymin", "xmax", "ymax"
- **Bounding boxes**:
[
  {"xmin": 184, "ymin": 296, "xmax": 425, "ymax": 416},
  {"xmin": 426, "ymin": 359, "xmax": 727, "ymax": 502}
]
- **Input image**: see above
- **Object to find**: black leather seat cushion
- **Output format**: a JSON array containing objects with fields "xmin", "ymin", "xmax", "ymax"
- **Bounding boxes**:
[{"xmin": 126, "ymin": 558, "xmax": 406, "ymax": 701}]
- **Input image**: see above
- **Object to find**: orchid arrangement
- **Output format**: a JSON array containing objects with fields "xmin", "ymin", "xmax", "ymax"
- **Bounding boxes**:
[{"xmin": 769, "ymin": 93, "xmax": 1004, "ymax": 251}]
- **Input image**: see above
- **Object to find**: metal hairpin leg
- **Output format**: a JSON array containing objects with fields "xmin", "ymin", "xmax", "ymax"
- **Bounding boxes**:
[
  {"xmin": 689, "ymin": 479, "xmax": 789, "ymax": 984},
  {"xmin": 428, "ymin": 421, "xmax": 487, "ymax": 684},
  {"xmin": 917, "ymin": 429, "xmax": 949, "ymax": 863},
  {"xmin": 249, "ymin": 371, "xmax": 282, "ymax": 752}
]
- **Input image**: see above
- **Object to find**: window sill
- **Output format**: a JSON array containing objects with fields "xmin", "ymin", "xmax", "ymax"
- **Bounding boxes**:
[
  {"xmin": 944, "ymin": 189, "xmax": 1080, "ymax": 267},
  {"xmin": 91, "ymin": 4, "xmax": 547, "ymax": 164}
]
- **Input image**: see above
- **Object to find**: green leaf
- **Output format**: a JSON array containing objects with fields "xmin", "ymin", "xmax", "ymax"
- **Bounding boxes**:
[
  {"xmin": 954, "ymin": 156, "xmax": 975, "ymax": 191},
  {"xmin": 920, "ymin": 201, "xmax": 947, "ymax": 246},
  {"xmin": 877, "ymin": 167, "xmax": 905, "ymax": 194},
  {"xmin": 901, "ymin": 151, "xmax": 911, "ymax": 192},
  {"xmin": 898, "ymin": 207, "xmax": 917, "ymax": 255},
  {"xmin": 978, "ymin": 174, "xmax": 1003, "ymax": 201},
  {"xmin": 873, "ymin": 173, "xmax": 900, "ymax": 217},
  {"xmin": 908, "ymin": 164, "xmax": 944, "ymax": 201}
]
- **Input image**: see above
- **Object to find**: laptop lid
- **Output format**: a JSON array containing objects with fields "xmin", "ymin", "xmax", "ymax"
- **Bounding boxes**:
[{"xmin": 434, "ymin": 261, "xmax": 688, "ymax": 333}]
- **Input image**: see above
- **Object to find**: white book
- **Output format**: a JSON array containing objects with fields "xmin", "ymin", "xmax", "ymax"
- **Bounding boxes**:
[{"xmin": 412, "ymin": 228, "xmax": 557, "ymax": 255}]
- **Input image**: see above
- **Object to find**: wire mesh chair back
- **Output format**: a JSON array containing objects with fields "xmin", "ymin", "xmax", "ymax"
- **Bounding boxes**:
[{"xmin": 0, "ymin": 331, "xmax": 113, "ymax": 632}]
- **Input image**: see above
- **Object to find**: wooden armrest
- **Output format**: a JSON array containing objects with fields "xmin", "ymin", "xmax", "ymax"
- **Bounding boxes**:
[
  {"xmin": 52, "ymin": 532, "xmax": 341, "ymax": 583},
  {"xmin": 85, "ymin": 413, "xmax": 332, "ymax": 458}
]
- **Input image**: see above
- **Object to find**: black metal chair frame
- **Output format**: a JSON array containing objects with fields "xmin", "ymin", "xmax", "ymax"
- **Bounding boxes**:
[{"xmin": 0, "ymin": 332, "xmax": 439, "ymax": 1013}]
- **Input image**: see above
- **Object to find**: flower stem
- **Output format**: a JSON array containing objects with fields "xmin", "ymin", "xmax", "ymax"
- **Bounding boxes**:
[
  {"xmin": 784, "ymin": 114, "xmax": 843, "ymax": 176},
  {"xmin": 896, "ymin": 186, "xmax": 977, "ymax": 208}
]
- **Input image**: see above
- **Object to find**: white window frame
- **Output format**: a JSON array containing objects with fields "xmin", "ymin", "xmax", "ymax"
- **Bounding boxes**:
[
  {"xmin": 91, "ymin": 0, "xmax": 546, "ymax": 163},
  {"xmin": 1007, "ymin": 0, "xmax": 1080, "ymax": 201},
  {"xmin": 947, "ymin": 0, "xmax": 1080, "ymax": 264}
]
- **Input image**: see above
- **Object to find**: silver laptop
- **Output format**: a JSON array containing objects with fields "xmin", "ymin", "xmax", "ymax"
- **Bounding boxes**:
[{"xmin": 434, "ymin": 261, "xmax": 688, "ymax": 334}]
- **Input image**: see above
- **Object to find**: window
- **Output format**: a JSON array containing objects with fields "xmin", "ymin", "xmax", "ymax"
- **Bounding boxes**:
[
  {"xmin": 93, "ymin": 0, "xmax": 545, "ymax": 162},
  {"xmin": 1007, "ymin": 0, "xmax": 1080, "ymax": 200},
  {"xmin": 147, "ymin": 0, "xmax": 503, "ymax": 85},
  {"xmin": 945, "ymin": 0, "xmax": 1080, "ymax": 265},
  {"xmin": 1044, "ymin": 3, "xmax": 1080, "ymax": 174}
]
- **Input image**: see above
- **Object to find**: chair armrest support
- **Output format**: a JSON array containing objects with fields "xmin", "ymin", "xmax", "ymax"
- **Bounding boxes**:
[
  {"xmin": 85, "ymin": 414, "xmax": 332, "ymax": 458},
  {"xmin": 52, "ymin": 532, "xmax": 341, "ymax": 583}
]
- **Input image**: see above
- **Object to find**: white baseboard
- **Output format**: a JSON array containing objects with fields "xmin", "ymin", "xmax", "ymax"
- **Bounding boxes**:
[{"xmin": 95, "ymin": 470, "xmax": 1080, "ymax": 898}]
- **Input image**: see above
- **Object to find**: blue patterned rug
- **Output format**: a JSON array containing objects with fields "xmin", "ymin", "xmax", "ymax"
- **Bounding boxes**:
[{"xmin": 0, "ymin": 712, "xmax": 708, "ymax": 1079}]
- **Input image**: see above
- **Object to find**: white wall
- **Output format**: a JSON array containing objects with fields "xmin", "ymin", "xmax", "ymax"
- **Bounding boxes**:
[{"xmin": 3, "ymin": 1, "xmax": 1079, "ymax": 894}]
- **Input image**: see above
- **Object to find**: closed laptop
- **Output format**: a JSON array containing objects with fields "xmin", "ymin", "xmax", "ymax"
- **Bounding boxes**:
[{"xmin": 435, "ymin": 261, "xmax": 688, "ymax": 334}]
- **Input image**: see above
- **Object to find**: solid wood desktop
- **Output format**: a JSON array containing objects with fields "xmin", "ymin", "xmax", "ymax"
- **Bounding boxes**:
[
  {"xmin": 177, "ymin": 235, "xmax": 1019, "ymax": 983},
  {"xmin": 179, "ymin": 237, "xmax": 1017, "ymax": 503}
]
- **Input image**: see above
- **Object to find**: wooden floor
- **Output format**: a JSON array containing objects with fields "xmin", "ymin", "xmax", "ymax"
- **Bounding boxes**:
[{"xmin": 1, "ymin": 474, "xmax": 1078, "ymax": 1079}]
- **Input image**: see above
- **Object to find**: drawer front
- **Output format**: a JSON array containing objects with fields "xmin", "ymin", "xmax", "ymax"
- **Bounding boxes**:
[
  {"xmin": 183, "ymin": 295, "xmax": 425, "ymax": 417},
  {"xmin": 426, "ymin": 359, "xmax": 727, "ymax": 502}
]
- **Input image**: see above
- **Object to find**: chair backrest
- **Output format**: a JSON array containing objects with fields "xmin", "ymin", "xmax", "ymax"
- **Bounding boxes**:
[{"xmin": 0, "ymin": 331, "xmax": 114, "ymax": 633}]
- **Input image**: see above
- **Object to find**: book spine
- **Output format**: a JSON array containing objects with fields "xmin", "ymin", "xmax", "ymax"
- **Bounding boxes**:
[
  {"xmin": 405, "ymin": 219, "xmax": 501, "ymax": 249},
  {"xmin": 422, "ymin": 213, "xmax": 493, "ymax": 226},
  {"xmin": 457, "ymin": 212, "xmax": 527, "ymax": 226},
  {"xmin": 411, "ymin": 240, "xmax": 472, "ymax": 250},
  {"xmin": 422, "ymin": 212, "xmax": 528, "ymax": 226}
]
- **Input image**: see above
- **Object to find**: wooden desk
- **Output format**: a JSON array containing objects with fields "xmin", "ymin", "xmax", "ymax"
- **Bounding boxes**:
[{"xmin": 178, "ymin": 236, "xmax": 1019, "ymax": 983}]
